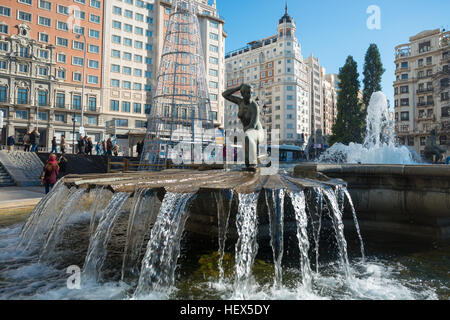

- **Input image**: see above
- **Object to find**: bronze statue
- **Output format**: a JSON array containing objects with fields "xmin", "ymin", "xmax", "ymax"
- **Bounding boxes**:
[
  {"xmin": 424, "ymin": 129, "xmax": 446, "ymax": 163},
  {"xmin": 222, "ymin": 84, "xmax": 265, "ymax": 170}
]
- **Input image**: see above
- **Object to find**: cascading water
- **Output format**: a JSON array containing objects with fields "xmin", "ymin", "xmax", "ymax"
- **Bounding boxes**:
[
  {"xmin": 233, "ymin": 192, "xmax": 260, "ymax": 299},
  {"xmin": 38, "ymin": 189, "xmax": 86, "ymax": 261},
  {"xmin": 341, "ymin": 186, "xmax": 365, "ymax": 261},
  {"xmin": 289, "ymin": 191, "xmax": 313, "ymax": 290},
  {"xmin": 265, "ymin": 189, "xmax": 285, "ymax": 289},
  {"xmin": 306, "ymin": 187, "xmax": 323, "ymax": 273},
  {"xmin": 121, "ymin": 189, "xmax": 161, "ymax": 281},
  {"xmin": 134, "ymin": 192, "xmax": 196, "ymax": 297},
  {"xmin": 82, "ymin": 193, "xmax": 130, "ymax": 281},
  {"xmin": 18, "ymin": 182, "xmax": 71, "ymax": 251},
  {"xmin": 322, "ymin": 188, "xmax": 352, "ymax": 279},
  {"xmin": 215, "ymin": 190, "xmax": 233, "ymax": 284},
  {"xmin": 320, "ymin": 92, "xmax": 419, "ymax": 164}
]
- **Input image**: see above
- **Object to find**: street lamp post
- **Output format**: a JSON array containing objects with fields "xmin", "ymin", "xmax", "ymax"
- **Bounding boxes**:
[
  {"xmin": 76, "ymin": 34, "xmax": 87, "ymax": 132},
  {"xmin": 72, "ymin": 113, "xmax": 76, "ymax": 154}
]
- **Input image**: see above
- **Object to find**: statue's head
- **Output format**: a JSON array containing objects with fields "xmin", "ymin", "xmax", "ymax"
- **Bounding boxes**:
[{"xmin": 240, "ymin": 84, "xmax": 251, "ymax": 102}]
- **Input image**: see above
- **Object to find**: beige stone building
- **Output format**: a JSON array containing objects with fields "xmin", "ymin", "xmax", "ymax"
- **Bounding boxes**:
[
  {"xmin": 224, "ymin": 7, "xmax": 336, "ymax": 149},
  {"xmin": 394, "ymin": 29, "xmax": 450, "ymax": 158}
]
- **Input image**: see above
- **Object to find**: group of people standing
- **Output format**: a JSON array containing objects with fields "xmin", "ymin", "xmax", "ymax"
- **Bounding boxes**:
[{"xmin": 6, "ymin": 129, "xmax": 41, "ymax": 153}]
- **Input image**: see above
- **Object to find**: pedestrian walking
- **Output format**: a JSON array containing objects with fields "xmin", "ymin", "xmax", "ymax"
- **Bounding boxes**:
[
  {"xmin": 106, "ymin": 137, "xmax": 113, "ymax": 156},
  {"xmin": 7, "ymin": 135, "xmax": 15, "ymax": 152},
  {"xmin": 77, "ymin": 136, "xmax": 84, "ymax": 154},
  {"xmin": 40, "ymin": 154, "xmax": 59, "ymax": 194},
  {"xmin": 30, "ymin": 129, "xmax": 40, "ymax": 152},
  {"xmin": 86, "ymin": 137, "xmax": 93, "ymax": 155},
  {"xmin": 60, "ymin": 135, "xmax": 66, "ymax": 154},
  {"xmin": 51, "ymin": 137, "xmax": 58, "ymax": 154},
  {"xmin": 95, "ymin": 142, "xmax": 102, "ymax": 155},
  {"xmin": 23, "ymin": 131, "xmax": 31, "ymax": 152}
]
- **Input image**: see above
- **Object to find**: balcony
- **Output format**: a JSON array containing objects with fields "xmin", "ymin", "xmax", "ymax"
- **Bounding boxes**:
[
  {"xmin": 14, "ymin": 98, "xmax": 30, "ymax": 106},
  {"xmin": 416, "ymin": 87, "xmax": 434, "ymax": 94},
  {"xmin": 417, "ymin": 101, "xmax": 434, "ymax": 107}
]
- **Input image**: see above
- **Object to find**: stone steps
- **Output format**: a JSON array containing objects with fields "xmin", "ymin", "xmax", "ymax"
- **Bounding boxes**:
[{"xmin": 0, "ymin": 163, "xmax": 15, "ymax": 187}]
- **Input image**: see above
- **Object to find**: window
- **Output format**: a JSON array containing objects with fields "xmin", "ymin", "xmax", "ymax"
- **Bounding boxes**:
[
  {"xmin": 0, "ymin": 24, "xmax": 9, "ymax": 34},
  {"xmin": 209, "ymin": 57, "xmax": 218, "ymax": 65},
  {"xmin": 123, "ymin": 52, "xmax": 132, "ymax": 61},
  {"xmin": 113, "ymin": 6, "xmax": 122, "ymax": 15},
  {"xmin": 73, "ymin": 95, "xmax": 81, "ymax": 110},
  {"xmin": 210, "ymin": 21, "xmax": 218, "ymax": 28},
  {"xmin": 38, "ymin": 111, "xmax": 47, "ymax": 121},
  {"xmin": 72, "ymin": 57, "xmax": 84, "ymax": 66},
  {"xmin": 0, "ymin": 42, "xmax": 7, "ymax": 51},
  {"xmin": 0, "ymin": 6, "xmax": 11, "ymax": 17},
  {"xmin": 0, "ymin": 86, "xmax": 7, "ymax": 102},
  {"xmin": 89, "ymin": 44, "xmax": 99, "ymax": 54},
  {"xmin": 73, "ymin": 72, "xmax": 82, "ymax": 82},
  {"xmin": 16, "ymin": 110, "xmax": 28, "ymax": 119},
  {"xmin": 87, "ymin": 115, "xmax": 97, "ymax": 125},
  {"xmin": 57, "ymin": 21, "xmax": 69, "ymax": 31},
  {"xmin": 19, "ymin": 46, "xmax": 29, "ymax": 58},
  {"xmin": 18, "ymin": 64, "xmax": 28, "ymax": 73},
  {"xmin": 0, "ymin": 61, "xmax": 6, "ymax": 70},
  {"xmin": 55, "ymin": 113, "xmax": 65, "ymax": 122},
  {"xmin": 145, "ymin": 104, "xmax": 151, "ymax": 114},
  {"xmin": 38, "ymin": 17, "xmax": 52, "ymax": 27},
  {"xmin": 73, "ymin": 40, "xmax": 84, "ymax": 50},
  {"xmin": 209, "ymin": 81, "xmax": 218, "ymax": 89},
  {"xmin": 39, "ymin": 33, "xmax": 49, "ymax": 43},
  {"xmin": 400, "ymin": 111, "xmax": 409, "ymax": 121},
  {"xmin": 17, "ymin": 89, "xmax": 28, "ymax": 104},
  {"xmin": 87, "ymin": 75, "xmax": 98, "ymax": 84},
  {"xmin": 135, "ymin": 41, "xmax": 143, "ymax": 49},
  {"xmin": 114, "ymin": 119, "xmax": 128, "ymax": 127},
  {"xmin": 133, "ymin": 103, "xmax": 141, "ymax": 113},
  {"xmin": 111, "ymin": 64, "xmax": 120, "ymax": 73},
  {"xmin": 133, "ymin": 83, "xmax": 142, "ymax": 91},
  {"xmin": 57, "ymin": 70, "xmax": 66, "ymax": 79},
  {"xmin": 18, "ymin": 11, "xmax": 32, "ymax": 22},
  {"xmin": 38, "ymin": 67, "xmax": 48, "ymax": 76},
  {"xmin": 90, "ymin": 0, "xmax": 101, "ymax": 9},
  {"xmin": 123, "ymin": 66, "xmax": 131, "ymax": 75},
  {"xmin": 56, "ymin": 93, "xmax": 65, "ymax": 108},
  {"xmin": 122, "ymin": 102, "xmax": 131, "ymax": 113},
  {"xmin": 124, "ymin": 24, "xmax": 133, "ymax": 33},
  {"xmin": 122, "ymin": 81, "xmax": 131, "ymax": 89},
  {"xmin": 110, "ymin": 100, "xmax": 119, "ymax": 111},
  {"xmin": 210, "ymin": 45, "xmax": 218, "ymax": 53},
  {"xmin": 125, "ymin": 10, "xmax": 133, "ymax": 18},
  {"xmin": 134, "ymin": 55, "xmax": 143, "ymax": 63},
  {"xmin": 90, "ymin": 14, "xmax": 100, "ymax": 24},
  {"xmin": 88, "ymin": 60, "xmax": 99, "ymax": 69},
  {"xmin": 57, "ymin": 53, "xmax": 66, "ymax": 63},
  {"xmin": 111, "ymin": 79, "xmax": 119, "ymax": 87},
  {"xmin": 136, "ymin": 120, "xmax": 147, "ymax": 128},
  {"xmin": 112, "ymin": 21, "xmax": 121, "ymax": 29},
  {"xmin": 111, "ymin": 50, "xmax": 120, "ymax": 58},
  {"xmin": 88, "ymin": 97, "xmax": 97, "ymax": 111},
  {"xmin": 57, "ymin": 5, "xmax": 69, "ymax": 15},
  {"xmin": 89, "ymin": 29, "xmax": 100, "ymax": 39}
]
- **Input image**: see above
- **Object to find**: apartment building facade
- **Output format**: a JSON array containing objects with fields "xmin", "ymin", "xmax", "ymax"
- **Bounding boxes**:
[
  {"xmin": 0, "ymin": 0, "xmax": 104, "ymax": 149},
  {"xmin": 0, "ymin": 0, "xmax": 226, "ymax": 153},
  {"xmin": 394, "ymin": 29, "xmax": 450, "ymax": 158},
  {"xmin": 224, "ymin": 7, "xmax": 336, "ymax": 149}
]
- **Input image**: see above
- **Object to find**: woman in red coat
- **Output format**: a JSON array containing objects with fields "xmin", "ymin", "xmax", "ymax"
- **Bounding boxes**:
[{"xmin": 41, "ymin": 154, "xmax": 59, "ymax": 194}]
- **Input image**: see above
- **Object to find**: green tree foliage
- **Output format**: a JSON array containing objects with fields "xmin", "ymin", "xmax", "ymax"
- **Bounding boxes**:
[
  {"xmin": 363, "ymin": 43, "xmax": 385, "ymax": 109},
  {"xmin": 329, "ymin": 56, "xmax": 364, "ymax": 146}
]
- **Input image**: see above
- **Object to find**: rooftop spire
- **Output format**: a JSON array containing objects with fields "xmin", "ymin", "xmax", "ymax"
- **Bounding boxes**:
[{"xmin": 285, "ymin": 0, "xmax": 288, "ymax": 15}]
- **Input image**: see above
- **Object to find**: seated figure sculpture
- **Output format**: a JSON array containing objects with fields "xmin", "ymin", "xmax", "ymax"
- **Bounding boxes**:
[
  {"xmin": 424, "ymin": 129, "xmax": 446, "ymax": 163},
  {"xmin": 222, "ymin": 84, "xmax": 265, "ymax": 171}
]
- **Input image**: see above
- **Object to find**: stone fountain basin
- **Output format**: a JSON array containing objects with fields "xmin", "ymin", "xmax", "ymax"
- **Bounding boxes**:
[
  {"xmin": 294, "ymin": 163, "xmax": 450, "ymax": 243},
  {"xmin": 62, "ymin": 169, "xmax": 346, "ymax": 241}
]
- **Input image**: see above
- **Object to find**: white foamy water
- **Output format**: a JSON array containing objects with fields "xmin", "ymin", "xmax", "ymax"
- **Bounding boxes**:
[
  {"xmin": 0, "ymin": 222, "xmax": 442, "ymax": 300},
  {"xmin": 320, "ymin": 92, "xmax": 420, "ymax": 164}
]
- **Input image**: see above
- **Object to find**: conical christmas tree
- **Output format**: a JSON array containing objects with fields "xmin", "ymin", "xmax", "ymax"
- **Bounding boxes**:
[{"xmin": 141, "ymin": 0, "xmax": 215, "ymax": 169}]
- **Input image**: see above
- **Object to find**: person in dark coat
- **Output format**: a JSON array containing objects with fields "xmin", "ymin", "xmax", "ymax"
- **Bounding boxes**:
[
  {"xmin": 51, "ymin": 137, "xmax": 57, "ymax": 154},
  {"xmin": 86, "ymin": 137, "xmax": 93, "ymax": 155},
  {"xmin": 23, "ymin": 131, "xmax": 31, "ymax": 152},
  {"xmin": 77, "ymin": 136, "xmax": 84, "ymax": 154},
  {"xmin": 106, "ymin": 138, "xmax": 113, "ymax": 156},
  {"xmin": 7, "ymin": 135, "xmax": 15, "ymax": 152},
  {"xmin": 30, "ymin": 129, "xmax": 40, "ymax": 152},
  {"xmin": 41, "ymin": 154, "xmax": 59, "ymax": 194},
  {"xmin": 57, "ymin": 154, "xmax": 68, "ymax": 179},
  {"xmin": 136, "ymin": 140, "xmax": 143, "ymax": 158}
]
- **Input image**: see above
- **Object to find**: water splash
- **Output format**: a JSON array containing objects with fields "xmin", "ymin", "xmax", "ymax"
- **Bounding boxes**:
[
  {"xmin": 82, "ymin": 193, "xmax": 130, "ymax": 281},
  {"xmin": 38, "ymin": 189, "xmax": 86, "ymax": 262},
  {"xmin": 320, "ymin": 92, "xmax": 418, "ymax": 164},
  {"xmin": 18, "ymin": 182, "xmax": 71, "ymax": 251},
  {"xmin": 121, "ymin": 189, "xmax": 161, "ymax": 281},
  {"xmin": 234, "ymin": 192, "xmax": 260, "ymax": 299},
  {"xmin": 322, "ymin": 188, "xmax": 352, "ymax": 279},
  {"xmin": 342, "ymin": 187, "xmax": 365, "ymax": 261},
  {"xmin": 215, "ymin": 190, "xmax": 233, "ymax": 284},
  {"xmin": 306, "ymin": 187, "xmax": 323, "ymax": 273},
  {"xmin": 134, "ymin": 192, "xmax": 196, "ymax": 297},
  {"xmin": 265, "ymin": 189, "xmax": 285, "ymax": 288},
  {"xmin": 289, "ymin": 191, "xmax": 313, "ymax": 290}
]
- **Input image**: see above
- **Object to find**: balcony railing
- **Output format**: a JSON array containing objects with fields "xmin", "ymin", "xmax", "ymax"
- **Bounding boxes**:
[
  {"xmin": 417, "ymin": 101, "xmax": 435, "ymax": 107},
  {"xmin": 416, "ymin": 87, "xmax": 434, "ymax": 94}
]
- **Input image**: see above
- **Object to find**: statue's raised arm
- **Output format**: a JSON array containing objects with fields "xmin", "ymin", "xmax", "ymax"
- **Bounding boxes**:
[{"xmin": 222, "ymin": 84, "xmax": 244, "ymax": 106}]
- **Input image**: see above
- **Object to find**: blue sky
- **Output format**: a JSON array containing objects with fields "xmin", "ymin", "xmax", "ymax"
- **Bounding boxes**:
[{"xmin": 216, "ymin": 0, "xmax": 450, "ymax": 106}]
